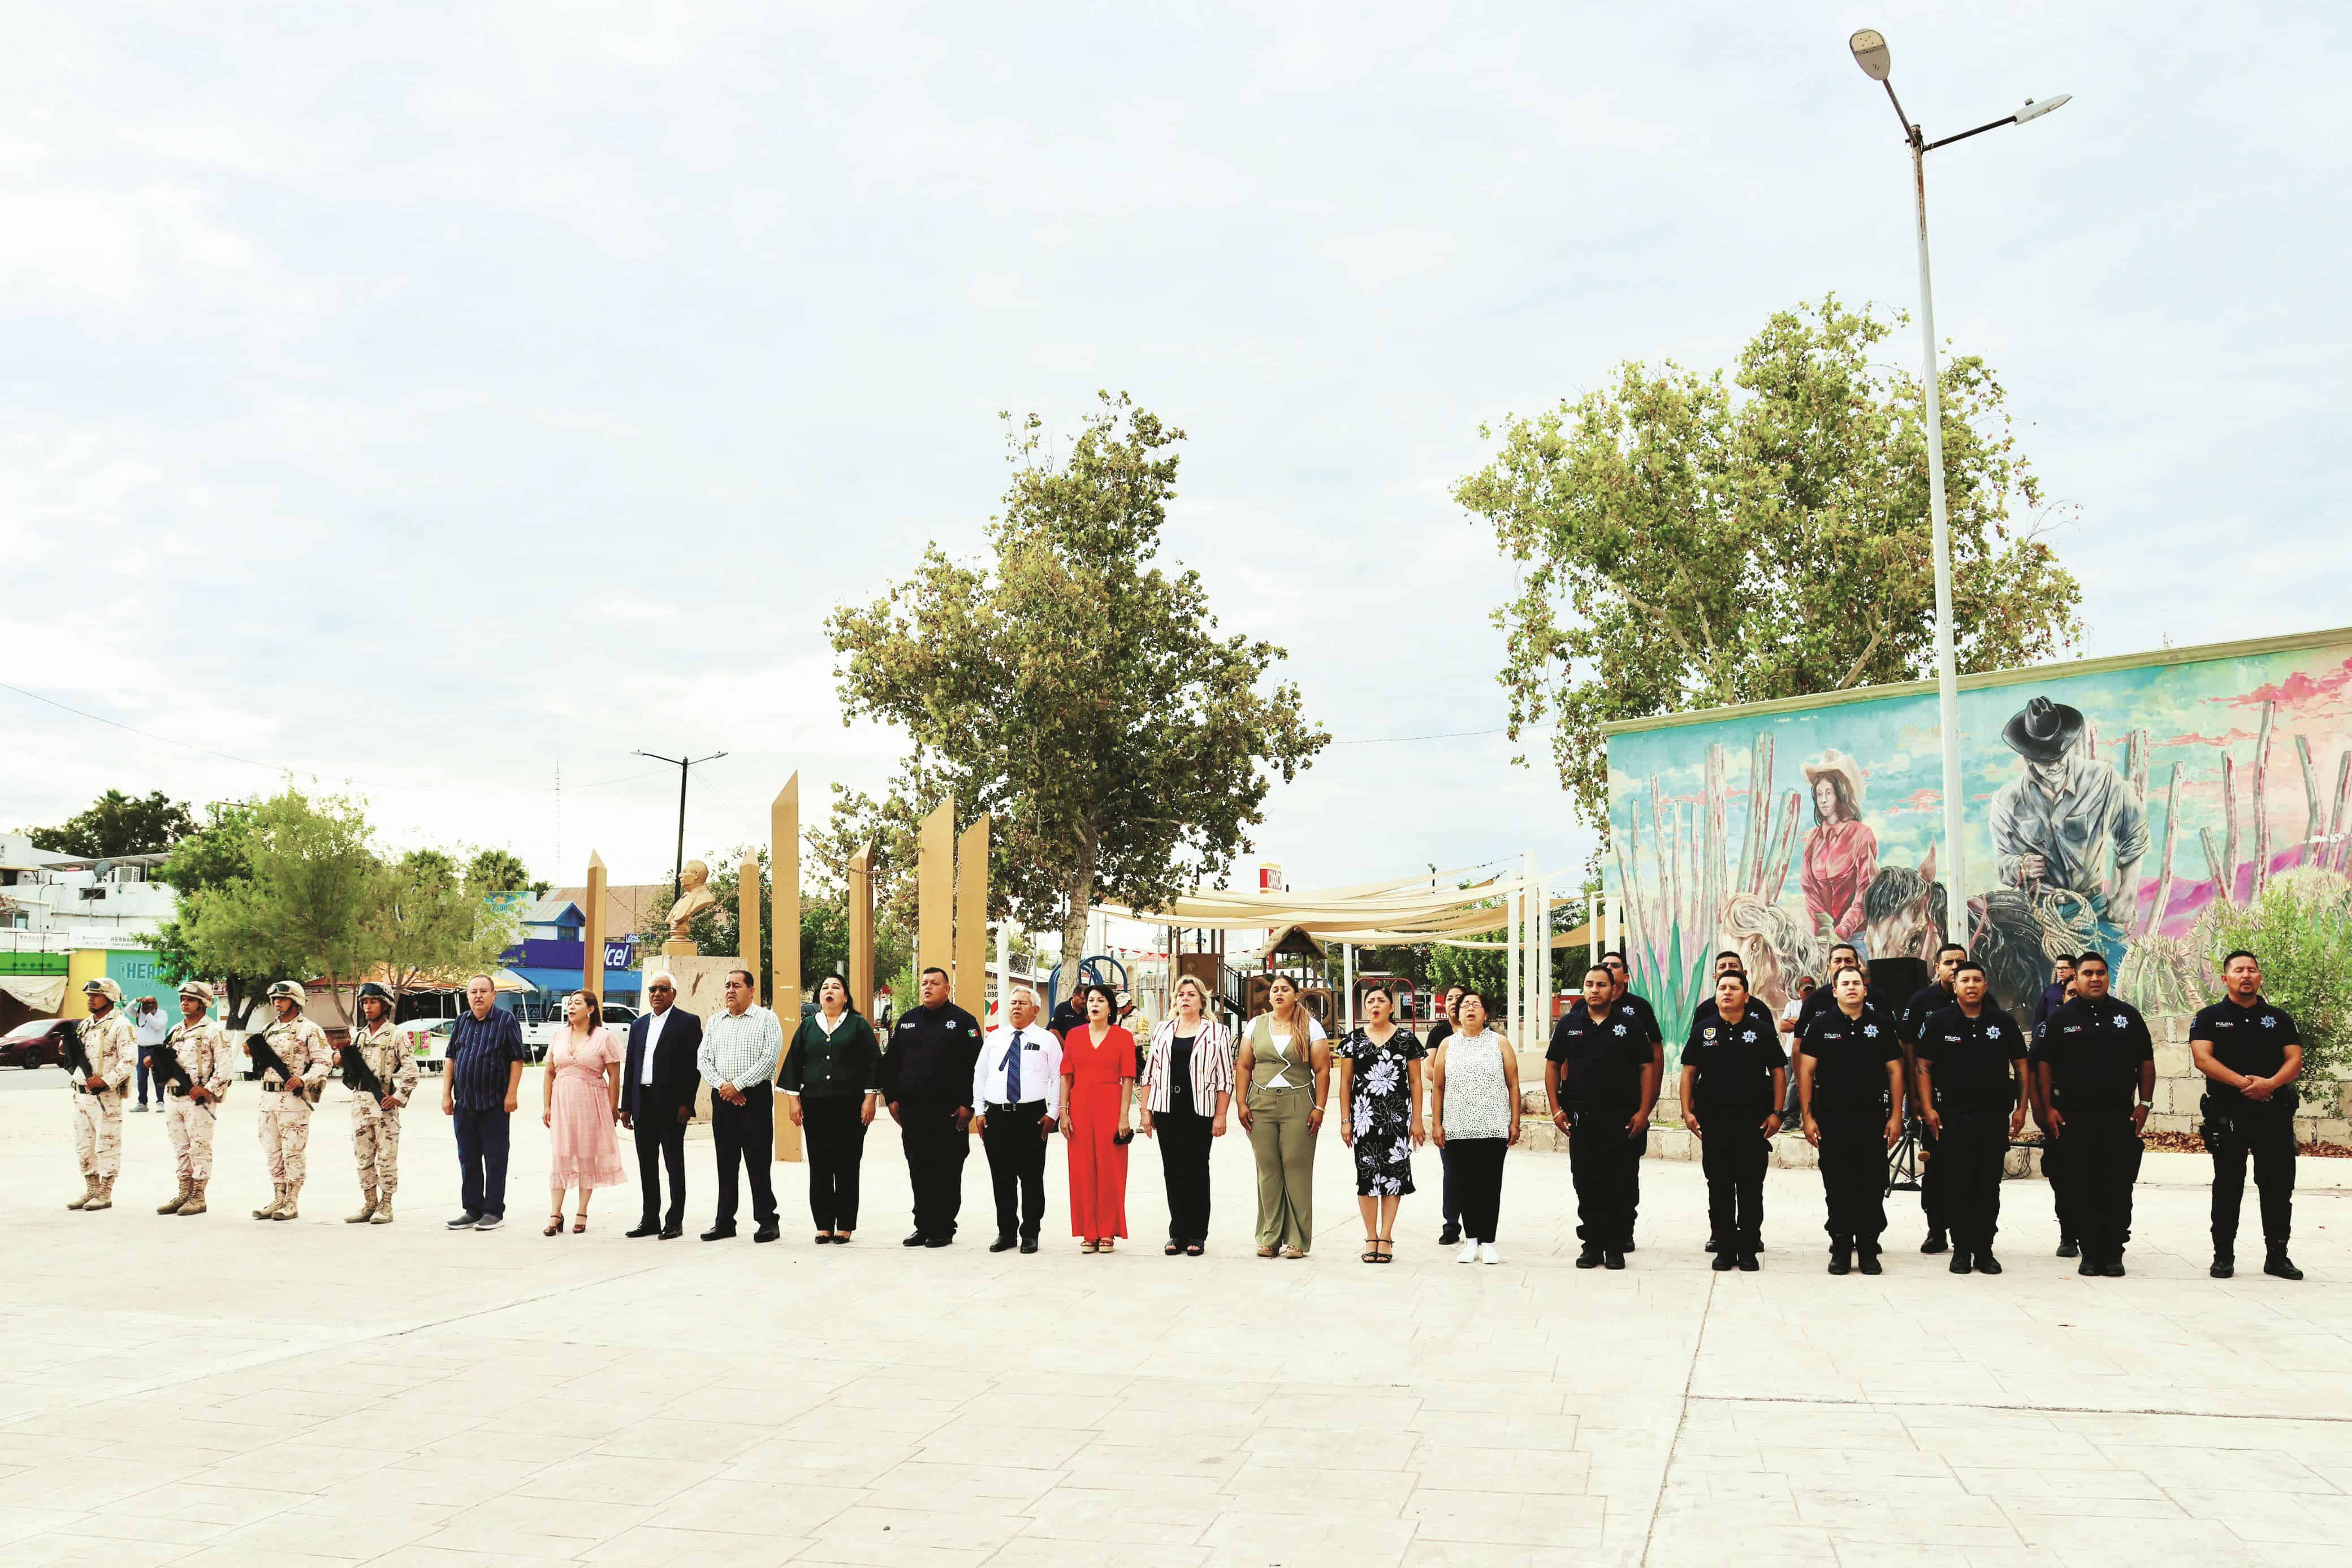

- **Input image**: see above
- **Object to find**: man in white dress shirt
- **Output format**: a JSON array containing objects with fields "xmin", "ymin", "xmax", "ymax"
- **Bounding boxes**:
[
  {"xmin": 970, "ymin": 986, "xmax": 1062, "ymax": 1254},
  {"xmin": 622, "ymin": 972, "xmax": 702, "ymax": 1239}
]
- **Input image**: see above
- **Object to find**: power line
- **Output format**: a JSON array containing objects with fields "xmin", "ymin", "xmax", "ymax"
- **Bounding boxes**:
[{"xmin": 1329, "ymin": 726, "xmax": 1512, "ymax": 746}]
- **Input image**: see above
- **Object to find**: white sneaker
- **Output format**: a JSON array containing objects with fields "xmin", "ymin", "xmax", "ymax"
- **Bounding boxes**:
[
  {"xmin": 1456, "ymin": 1240, "xmax": 1481, "ymax": 1264},
  {"xmin": 1480, "ymin": 1242, "xmax": 1501, "ymax": 1265}
]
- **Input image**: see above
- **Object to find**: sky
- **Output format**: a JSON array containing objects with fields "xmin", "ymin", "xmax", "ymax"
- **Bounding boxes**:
[{"xmin": 6, "ymin": 2, "xmax": 2347, "ymax": 917}]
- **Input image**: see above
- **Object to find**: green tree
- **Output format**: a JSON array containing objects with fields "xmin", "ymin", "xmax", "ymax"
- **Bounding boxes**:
[
  {"xmin": 365, "ymin": 848, "xmax": 521, "ymax": 999},
  {"xmin": 150, "ymin": 802, "xmax": 286, "ymax": 1028},
  {"xmin": 168, "ymin": 790, "xmax": 376, "ymax": 1006},
  {"xmin": 829, "ymin": 393, "xmax": 1329, "ymax": 966},
  {"xmin": 466, "ymin": 847, "xmax": 531, "ymax": 894},
  {"xmin": 28, "ymin": 789, "xmax": 198, "ymax": 857},
  {"xmin": 1456, "ymin": 297, "xmax": 2082, "ymax": 834},
  {"xmin": 2210, "ymin": 876, "xmax": 2352, "ymax": 1083}
]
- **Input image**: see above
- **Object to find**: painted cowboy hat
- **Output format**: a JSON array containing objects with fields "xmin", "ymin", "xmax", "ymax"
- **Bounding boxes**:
[
  {"xmin": 1800, "ymin": 749, "xmax": 1866, "ymax": 808},
  {"xmin": 2002, "ymin": 696, "xmax": 2085, "ymax": 763}
]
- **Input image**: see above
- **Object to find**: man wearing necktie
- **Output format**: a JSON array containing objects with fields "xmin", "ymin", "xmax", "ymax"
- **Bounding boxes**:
[{"xmin": 970, "ymin": 987, "xmax": 1062, "ymax": 1253}]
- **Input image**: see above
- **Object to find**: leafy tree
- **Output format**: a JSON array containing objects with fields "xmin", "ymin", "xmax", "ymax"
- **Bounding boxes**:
[
  {"xmin": 150, "ymin": 802, "xmax": 286, "ymax": 1028},
  {"xmin": 2210, "ymin": 875, "xmax": 2352, "ymax": 1083},
  {"xmin": 466, "ymin": 847, "xmax": 531, "ymax": 894},
  {"xmin": 365, "ymin": 849, "xmax": 520, "ymax": 999},
  {"xmin": 1456, "ymin": 297, "xmax": 2083, "ymax": 834},
  {"xmin": 28, "ymin": 789, "xmax": 198, "ymax": 858},
  {"xmin": 829, "ymin": 393, "xmax": 1329, "ymax": 965},
  {"xmin": 174, "ymin": 790, "xmax": 377, "ymax": 1004}
]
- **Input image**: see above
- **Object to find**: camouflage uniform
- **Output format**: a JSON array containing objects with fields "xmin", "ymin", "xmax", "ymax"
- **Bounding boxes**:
[
  {"xmin": 253, "ymin": 987, "xmax": 335, "ymax": 1220},
  {"xmin": 67, "ymin": 997, "xmax": 136, "ymax": 1210},
  {"xmin": 159, "ymin": 1001, "xmax": 235, "ymax": 1215},
  {"xmin": 346, "ymin": 1017, "xmax": 420, "ymax": 1222}
]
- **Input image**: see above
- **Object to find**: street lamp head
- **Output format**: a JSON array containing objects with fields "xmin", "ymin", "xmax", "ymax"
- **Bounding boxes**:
[
  {"xmin": 1849, "ymin": 28, "xmax": 1892, "ymax": 81},
  {"xmin": 2014, "ymin": 93, "xmax": 2072, "ymax": 124}
]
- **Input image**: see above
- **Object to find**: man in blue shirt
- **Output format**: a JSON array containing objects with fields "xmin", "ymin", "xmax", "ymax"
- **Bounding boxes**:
[{"xmin": 440, "ymin": 974, "xmax": 529, "ymax": 1231}]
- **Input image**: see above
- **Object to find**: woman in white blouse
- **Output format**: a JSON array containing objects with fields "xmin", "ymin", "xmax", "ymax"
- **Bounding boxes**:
[
  {"xmin": 1235, "ymin": 975, "xmax": 1330, "ymax": 1258},
  {"xmin": 1430, "ymin": 987, "xmax": 1520, "ymax": 1264},
  {"xmin": 1138, "ymin": 976, "xmax": 1235, "ymax": 1255}
]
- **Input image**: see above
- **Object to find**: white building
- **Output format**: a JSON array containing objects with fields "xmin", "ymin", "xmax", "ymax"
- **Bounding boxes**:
[{"xmin": 0, "ymin": 831, "xmax": 179, "ymax": 941}]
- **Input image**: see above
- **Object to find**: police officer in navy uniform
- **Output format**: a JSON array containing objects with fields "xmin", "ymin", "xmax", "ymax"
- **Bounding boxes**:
[
  {"xmin": 1797, "ymin": 963, "xmax": 1904, "ymax": 1275},
  {"xmin": 1679, "ymin": 971, "xmax": 1785, "ymax": 1272},
  {"xmin": 1899, "ymin": 943, "xmax": 1966, "ymax": 1255},
  {"xmin": 1599, "ymin": 952, "xmax": 1665, "ymax": 1250},
  {"xmin": 1916, "ymin": 962, "xmax": 2029, "ymax": 1276},
  {"xmin": 2034, "ymin": 952, "xmax": 2153, "ymax": 1277},
  {"xmin": 877, "ymin": 966, "xmax": 983, "ymax": 1247},
  {"xmin": 2191, "ymin": 950, "xmax": 2304, "ymax": 1280},
  {"xmin": 1546, "ymin": 965, "xmax": 1661, "ymax": 1271}
]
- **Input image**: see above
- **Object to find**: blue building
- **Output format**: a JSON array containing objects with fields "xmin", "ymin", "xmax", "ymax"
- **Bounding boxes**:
[{"xmin": 500, "ymin": 895, "xmax": 642, "ymax": 1003}]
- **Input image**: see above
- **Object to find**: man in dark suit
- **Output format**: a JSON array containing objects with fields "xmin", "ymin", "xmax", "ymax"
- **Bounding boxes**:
[{"xmin": 622, "ymin": 971, "xmax": 701, "ymax": 1239}]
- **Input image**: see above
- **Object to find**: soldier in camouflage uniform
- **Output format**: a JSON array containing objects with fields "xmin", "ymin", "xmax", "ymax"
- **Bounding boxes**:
[
  {"xmin": 252, "ymin": 980, "xmax": 335, "ymax": 1221},
  {"xmin": 344, "ymin": 982, "xmax": 420, "ymax": 1224},
  {"xmin": 158, "ymin": 981, "xmax": 234, "ymax": 1215},
  {"xmin": 66, "ymin": 978, "xmax": 137, "ymax": 1211}
]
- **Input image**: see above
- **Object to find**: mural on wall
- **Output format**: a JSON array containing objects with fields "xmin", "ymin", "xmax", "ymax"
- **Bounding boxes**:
[{"xmin": 1603, "ymin": 630, "xmax": 2352, "ymax": 1055}]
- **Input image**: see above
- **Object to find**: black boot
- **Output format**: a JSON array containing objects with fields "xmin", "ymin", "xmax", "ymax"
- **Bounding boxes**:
[
  {"xmin": 1948, "ymin": 1250, "xmax": 1974, "ymax": 1274},
  {"xmin": 1857, "ymin": 1244, "xmax": 1882, "ymax": 1275},
  {"xmin": 1575, "ymin": 1246, "xmax": 1603, "ymax": 1269},
  {"xmin": 1828, "ymin": 1241, "xmax": 1852, "ymax": 1276},
  {"xmin": 2056, "ymin": 1234, "xmax": 2078, "ymax": 1258},
  {"xmin": 1921, "ymin": 1228, "xmax": 1948, "ymax": 1255},
  {"xmin": 2211, "ymin": 1252, "xmax": 2235, "ymax": 1279},
  {"xmin": 2265, "ymin": 1246, "xmax": 2305, "ymax": 1281}
]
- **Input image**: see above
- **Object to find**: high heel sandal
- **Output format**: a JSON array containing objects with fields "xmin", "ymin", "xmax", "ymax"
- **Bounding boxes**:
[
  {"xmin": 572, "ymin": 1214, "xmax": 586, "ymax": 1234},
  {"xmin": 1361, "ymin": 1238, "xmax": 1381, "ymax": 1263},
  {"xmin": 543, "ymin": 1213, "xmax": 564, "ymax": 1237},
  {"xmin": 1373, "ymin": 1239, "xmax": 1394, "ymax": 1264}
]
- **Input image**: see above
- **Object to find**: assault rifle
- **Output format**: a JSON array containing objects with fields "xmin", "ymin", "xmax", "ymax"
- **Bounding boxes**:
[
  {"xmin": 247, "ymin": 1032, "xmax": 321, "ymax": 1102},
  {"xmin": 63, "ymin": 1023, "xmax": 97, "ymax": 1085},
  {"xmin": 340, "ymin": 1042, "xmax": 387, "ymax": 1101},
  {"xmin": 154, "ymin": 1043, "xmax": 196, "ymax": 1099}
]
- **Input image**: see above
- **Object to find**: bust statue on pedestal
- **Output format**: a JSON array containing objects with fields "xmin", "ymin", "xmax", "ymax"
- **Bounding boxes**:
[{"xmin": 663, "ymin": 860, "xmax": 716, "ymax": 957}]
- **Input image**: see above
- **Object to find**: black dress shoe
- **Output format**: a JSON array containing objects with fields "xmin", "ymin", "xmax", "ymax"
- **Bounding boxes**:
[
  {"xmin": 2211, "ymin": 1254, "xmax": 2235, "ymax": 1279},
  {"xmin": 1736, "ymin": 1252, "xmax": 1760, "ymax": 1272},
  {"xmin": 2077, "ymin": 1254, "xmax": 2100, "ymax": 1276},
  {"xmin": 1019, "ymin": 1238, "xmax": 1039, "ymax": 1254},
  {"xmin": 1857, "ymin": 1249, "xmax": 1883, "ymax": 1275},
  {"xmin": 1828, "ymin": 1245, "xmax": 1851, "ymax": 1276},
  {"xmin": 753, "ymin": 1224, "xmax": 780, "ymax": 1244},
  {"xmin": 2265, "ymin": 1250, "xmax": 2305, "ymax": 1280},
  {"xmin": 658, "ymin": 1224, "xmax": 682, "ymax": 1240},
  {"xmin": 701, "ymin": 1225, "xmax": 736, "ymax": 1241},
  {"xmin": 1711, "ymin": 1252, "xmax": 1736, "ymax": 1271},
  {"xmin": 2057, "ymin": 1238, "xmax": 2079, "ymax": 1258},
  {"xmin": 1603, "ymin": 1249, "xmax": 1626, "ymax": 1270},
  {"xmin": 924, "ymin": 1235, "xmax": 952, "ymax": 1248},
  {"xmin": 1921, "ymin": 1229, "xmax": 1948, "ymax": 1255},
  {"xmin": 1575, "ymin": 1247, "xmax": 1603, "ymax": 1269},
  {"xmin": 625, "ymin": 1220, "xmax": 660, "ymax": 1238},
  {"xmin": 1705, "ymin": 1237, "xmax": 1720, "ymax": 1253},
  {"xmin": 1438, "ymin": 1225, "xmax": 1461, "ymax": 1246},
  {"xmin": 1974, "ymin": 1253, "xmax": 2003, "ymax": 1275},
  {"xmin": 989, "ymin": 1235, "xmax": 1017, "ymax": 1253},
  {"xmin": 902, "ymin": 1232, "xmax": 929, "ymax": 1247},
  {"xmin": 1623, "ymin": 1240, "xmax": 1637, "ymax": 1253},
  {"xmin": 2102, "ymin": 1260, "xmax": 2127, "ymax": 1277},
  {"xmin": 1949, "ymin": 1251, "xmax": 1974, "ymax": 1275}
]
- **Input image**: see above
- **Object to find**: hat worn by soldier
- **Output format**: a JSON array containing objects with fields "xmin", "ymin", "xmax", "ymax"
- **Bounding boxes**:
[{"xmin": 2003, "ymin": 696, "xmax": 2085, "ymax": 764}]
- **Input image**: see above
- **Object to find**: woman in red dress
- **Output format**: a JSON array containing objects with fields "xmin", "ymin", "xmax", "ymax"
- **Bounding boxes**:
[
  {"xmin": 1801, "ymin": 751, "xmax": 1878, "ymax": 953},
  {"xmin": 1060, "ymin": 984, "xmax": 1135, "ymax": 1252}
]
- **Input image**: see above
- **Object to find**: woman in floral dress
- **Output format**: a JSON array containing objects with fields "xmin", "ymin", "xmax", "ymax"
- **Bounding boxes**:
[{"xmin": 1335, "ymin": 984, "xmax": 1426, "ymax": 1263}]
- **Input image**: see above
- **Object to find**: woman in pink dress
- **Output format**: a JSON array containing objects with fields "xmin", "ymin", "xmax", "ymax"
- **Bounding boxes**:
[
  {"xmin": 542, "ymin": 991, "xmax": 624, "ymax": 1235},
  {"xmin": 1800, "ymin": 751, "xmax": 1878, "ymax": 953}
]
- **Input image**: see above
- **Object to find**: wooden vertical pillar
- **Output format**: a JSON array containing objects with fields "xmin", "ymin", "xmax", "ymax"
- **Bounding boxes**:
[
  {"xmin": 583, "ymin": 852, "xmax": 607, "ymax": 1003},
  {"xmin": 919, "ymin": 799, "xmax": 954, "ymax": 980},
  {"xmin": 738, "ymin": 855, "xmax": 762, "ymax": 994},
  {"xmin": 848, "ymin": 844, "xmax": 874, "ymax": 1020},
  {"xmin": 772, "ymin": 774, "xmax": 803, "ymax": 1163},
  {"xmin": 955, "ymin": 815, "xmax": 989, "ymax": 1020}
]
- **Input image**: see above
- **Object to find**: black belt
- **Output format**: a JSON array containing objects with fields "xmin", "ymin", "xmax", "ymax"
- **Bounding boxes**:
[{"xmin": 987, "ymin": 1100, "xmax": 1045, "ymax": 1115}]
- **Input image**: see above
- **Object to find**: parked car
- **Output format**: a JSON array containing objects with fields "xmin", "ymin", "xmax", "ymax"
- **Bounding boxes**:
[
  {"xmin": 0, "ymin": 1019, "xmax": 77, "ymax": 1069},
  {"xmin": 396, "ymin": 1017, "xmax": 455, "ymax": 1074},
  {"xmin": 521, "ymin": 999, "xmax": 638, "ymax": 1057}
]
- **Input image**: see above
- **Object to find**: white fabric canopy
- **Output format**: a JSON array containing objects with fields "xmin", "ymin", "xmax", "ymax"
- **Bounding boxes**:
[{"xmin": 0, "ymin": 975, "xmax": 67, "ymax": 1012}]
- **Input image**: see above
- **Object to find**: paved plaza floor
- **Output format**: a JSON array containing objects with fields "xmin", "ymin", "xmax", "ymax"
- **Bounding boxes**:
[{"xmin": 4, "ymin": 1080, "xmax": 2351, "ymax": 1567}]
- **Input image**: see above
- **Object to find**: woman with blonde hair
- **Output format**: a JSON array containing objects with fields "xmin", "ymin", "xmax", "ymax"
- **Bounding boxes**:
[
  {"xmin": 1235, "ymin": 974, "xmax": 1330, "ymax": 1258},
  {"xmin": 1138, "ymin": 974, "xmax": 1234, "ymax": 1255},
  {"xmin": 542, "ymin": 991, "xmax": 624, "ymax": 1235}
]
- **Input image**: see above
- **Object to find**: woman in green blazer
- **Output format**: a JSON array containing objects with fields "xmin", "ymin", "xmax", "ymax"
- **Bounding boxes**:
[{"xmin": 777, "ymin": 976, "xmax": 881, "ymax": 1244}]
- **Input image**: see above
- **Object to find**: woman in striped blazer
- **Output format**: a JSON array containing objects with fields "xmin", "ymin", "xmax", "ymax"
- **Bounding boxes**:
[{"xmin": 1138, "ymin": 976, "xmax": 1235, "ymax": 1256}]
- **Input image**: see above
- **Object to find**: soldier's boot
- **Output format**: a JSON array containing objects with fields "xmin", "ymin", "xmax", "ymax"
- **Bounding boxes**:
[
  {"xmin": 253, "ymin": 1184, "xmax": 286, "ymax": 1220},
  {"xmin": 157, "ymin": 1179, "xmax": 192, "ymax": 1215},
  {"xmin": 346, "ymin": 1188, "xmax": 379, "ymax": 1224},
  {"xmin": 179, "ymin": 1180, "xmax": 208, "ymax": 1215},
  {"xmin": 370, "ymin": 1196, "xmax": 395, "ymax": 1224},
  {"xmin": 66, "ymin": 1172, "xmax": 98, "ymax": 1210},
  {"xmin": 86, "ymin": 1176, "xmax": 114, "ymax": 1211},
  {"xmin": 273, "ymin": 1183, "xmax": 301, "ymax": 1221}
]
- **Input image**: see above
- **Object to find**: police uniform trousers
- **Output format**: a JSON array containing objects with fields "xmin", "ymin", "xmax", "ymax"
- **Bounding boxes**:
[
  {"xmin": 258, "ymin": 1087, "xmax": 315, "ymax": 1186},
  {"xmin": 1815, "ymin": 1112, "xmax": 1887, "ymax": 1249},
  {"xmin": 2057, "ymin": 1110, "xmax": 2141, "ymax": 1265},
  {"xmin": 1915, "ymin": 1114, "xmax": 1949, "ymax": 1235},
  {"xmin": 165, "ymin": 1093, "xmax": 218, "ymax": 1180},
  {"xmin": 898, "ymin": 1095, "xmax": 970, "ymax": 1240},
  {"xmin": 350, "ymin": 1099, "xmax": 403, "ymax": 1198},
  {"xmin": 980, "ymin": 1099, "xmax": 1049, "ymax": 1242},
  {"xmin": 71, "ymin": 1086, "xmax": 124, "ymax": 1179},
  {"xmin": 710, "ymin": 1084, "xmax": 778, "ymax": 1229},
  {"xmin": 2037, "ymin": 1121, "xmax": 2078, "ymax": 1244},
  {"xmin": 1568, "ymin": 1107, "xmax": 1641, "ymax": 1250},
  {"xmin": 1700, "ymin": 1125, "xmax": 1769, "ymax": 1253},
  {"xmin": 1939, "ymin": 1108, "xmax": 2011, "ymax": 1254},
  {"xmin": 2204, "ymin": 1093, "xmax": 2296, "ymax": 1255}
]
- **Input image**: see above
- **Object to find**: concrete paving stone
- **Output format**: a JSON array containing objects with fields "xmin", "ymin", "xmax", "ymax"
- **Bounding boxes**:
[
  {"xmin": 985, "ymin": 1540, "xmax": 1208, "ymax": 1568},
  {"xmin": 577, "ymin": 1526, "xmax": 810, "ymax": 1566}
]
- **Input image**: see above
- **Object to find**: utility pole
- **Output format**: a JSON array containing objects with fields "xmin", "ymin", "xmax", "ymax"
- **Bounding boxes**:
[{"xmin": 633, "ymin": 749, "xmax": 728, "ymax": 902}]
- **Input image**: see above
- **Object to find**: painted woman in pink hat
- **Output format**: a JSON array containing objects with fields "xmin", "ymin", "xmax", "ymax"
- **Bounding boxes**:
[{"xmin": 1801, "ymin": 751, "xmax": 1878, "ymax": 952}]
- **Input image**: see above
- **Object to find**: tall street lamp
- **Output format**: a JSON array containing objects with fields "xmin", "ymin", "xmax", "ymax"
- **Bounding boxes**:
[{"xmin": 1848, "ymin": 27, "xmax": 2068, "ymax": 935}]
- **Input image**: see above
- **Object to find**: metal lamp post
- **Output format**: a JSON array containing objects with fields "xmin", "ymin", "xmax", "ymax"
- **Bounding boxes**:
[{"xmin": 1848, "ymin": 28, "xmax": 2068, "ymax": 933}]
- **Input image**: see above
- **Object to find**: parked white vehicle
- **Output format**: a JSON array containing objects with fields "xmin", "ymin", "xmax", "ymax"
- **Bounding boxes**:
[{"xmin": 521, "ymin": 999, "xmax": 637, "ymax": 1052}]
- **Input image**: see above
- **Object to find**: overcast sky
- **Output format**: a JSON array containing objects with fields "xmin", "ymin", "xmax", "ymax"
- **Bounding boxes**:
[{"xmin": 7, "ymin": 2, "xmax": 2346, "ymax": 909}]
